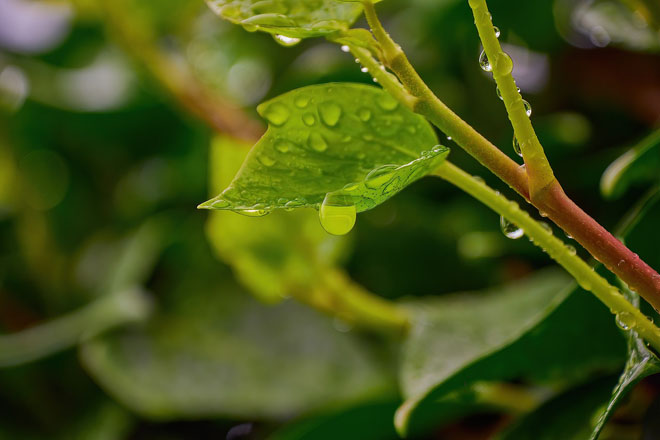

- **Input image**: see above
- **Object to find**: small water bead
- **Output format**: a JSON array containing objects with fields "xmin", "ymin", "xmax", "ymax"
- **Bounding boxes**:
[
  {"xmin": 372, "ymin": 78, "xmax": 378, "ymax": 83},
  {"xmin": 239, "ymin": 208, "xmax": 270, "ymax": 217},
  {"xmin": 319, "ymin": 193, "xmax": 356, "ymax": 236},
  {"xmin": 361, "ymin": 67, "xmax": 369, "ymax": 73},
  {"xmin": 494, "ymin": 26, "xmax": 501, "ymax": 38},
  {"xmin": 377, "ymin": 94, "xmax": 398, "ymax": 111},
  {"xmin": 523, "ymin": 99, "xmax": 532, "ymax": 117},
  {"xmin": 446, "ymin": 136, "xmax": 452, "ymax": 141},
  {"xmin": 357, "ymin": 107, "xmax": 372, "ymax": 122},
  {"xmin": 566, "ymin": 245, "xmax": 577, "ymax": 256},
  {"xmin": 473, "ymin": 175, "xmax": 485, "ymax": 184},
  {"xmin": 319, "ymin": 102, "xmax": 342, "ymax": 127},
  {"xmin": 565, "ymin": 232, "xmax": 573, "ymax": 240},
  {"xmin": 275, "ymin": 139, "xmax": 293, "ymax": 153},
  {"xmin": 500, "ymin": 216, "xmax": 524, "ymax": 239},
  {"xmin": 210, "ymin": 199, "xmax": 230, "ymax": 209},
  {"xmin": 513, "ymin": 136, "xmax": 522, "ymax": 157},
  {"xmin": 539, "ymin": 222, "xmax": 552, "ymax": 234},
  {"xmin": 615, "ymin": 312, "xmax": 636, "ymax": 331},
  {"xmin": 308, "ymin": 132, "xmax": 328, "ymax": 152},
  {"xmin": 496, "ymin": 87, "xmax": 503, "ymax": 101},
  {"xmin": 273, "ymin": 34, "xmax": 301, "ymax": 47},
  {"xmin": 479, "ymin": 50, "xmax": 491, "ymax": 72},
  {"xmin": 302, "ymin": 113, "xmax": 316, "ymax": 126},
  {"xmin": 263, "ymin": 103, "xmax": 290, "ymax": 126},
  {"xmin": 294, "ymin": 95, "xmax": 310, "ymax": 108},
  {"xmin": 341, "ymin": 45, "xmax": 350, "ymax": 53},
  {"xmin": 258, "ymin": 154, "xmax": 276, "ymax": 167}
]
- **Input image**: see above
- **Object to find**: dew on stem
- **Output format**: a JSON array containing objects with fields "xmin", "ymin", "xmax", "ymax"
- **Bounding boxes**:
[{"xmin": 500, "ymin": 216, "xmax": 524, "ymax": 239}]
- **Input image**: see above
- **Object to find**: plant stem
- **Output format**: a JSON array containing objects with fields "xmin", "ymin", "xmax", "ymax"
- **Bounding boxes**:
[
  {"xmin": 0, "ymin": 287, "xmax": 152, "ymax": 368},
  {"xmin": 356, "ymin": 1, "xmax": 660, "ymax": 311},
  {"xmin": 291, "ymin": 268, "xmax": 410, "ymax": 334},
  {"xmin": 98, "ymin": 0, "xmax": 263, "ymax": 142},
  {"xmin": 433, "ymin": 161, "xmax": 660, "ymax": 352},
  {"xmin": 468, "ymin": 0, "xmax": 555, "ymax": 199}
]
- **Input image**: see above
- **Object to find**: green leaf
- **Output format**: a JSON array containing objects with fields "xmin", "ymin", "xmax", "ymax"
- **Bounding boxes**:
[
  {"xmin": 396, "ymin": 269, "xmax": 626, "ymax": 436},
  {"xmin": 601, "ymin": 128, "xmax": 660, "ymax": 199},
  {"xmin": 206, "ymin": 136, "xmax": 348, "ymax": 303},
  {"xmin": 497, "ymin": 376, "xmax": 619, "ymax": 440},
  {"xmin": 205, "ymin": 0, "xmax": 363, "ymax": 39},
  {"xmin": 80, "ymin": 279, "xmax": 396, "ymax": 420},
  {"xmin": 199, "ymin": 83, "xmax": 446, "ymax": 234}
]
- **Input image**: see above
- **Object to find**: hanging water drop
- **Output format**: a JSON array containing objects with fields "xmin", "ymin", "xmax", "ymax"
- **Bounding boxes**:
[
  {"xmin": 319, "ymin": 193, "xmax": 356, "ymax": 236},
  {"xmin": 273, "ymin": 34, "xmax": 301, "ymax": 47},
  {"xmin": 479, "ymin": 50, "xmax": 492, "ymax": 72},
  {"xmin": 615, "ymin": 312, "xmax": 636, "ymax": 331},
  {"xmin": 494, "ymin": 26, "xmax": 501, "ymax": 38},
  {"xmin": 372, "ymin": 78, "xmax": 378, "ymax": 83},
  {"xmin": 539, "ymin": 222, "xmax": 552, "ymax": 234},
  {"xmin": 361, "ymin": 67, "xmax": 369, "ymax": 73},
  {"xmin": 523, "ymin": 99, "xmax": 532, "ymax": 117},
  {"xmin": 496, "ymin": 87, "xmax": 503, "ymax": 101},
  {"xmin": 500, "ymin": 216, "xmax": 524, "ymax": 239},
  {"xmin": 239, "ymin": 207, "xmax": 270, "ymax": 217},
  {"xmin": 341, "ymin": 45, "xmax": 350, "ymax": 53},
  {"xmin": 446, "ymin": 136, "xmax": 452, "ymax": 141},
  {"xmin": 512, "ymin": 136, "xmax": 522, "ymax": 157}
]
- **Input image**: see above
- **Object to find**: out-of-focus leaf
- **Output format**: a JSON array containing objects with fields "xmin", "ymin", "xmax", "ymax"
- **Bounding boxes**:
[
  {"xmin": 497, "ymin": 376, "xmax": 618, "ymax": 440},
  {"xmin": 205, "ymin": 136, "xmax": 347, "ymax": 303},
  {"xmin": 601, "ymin": 129, "xmax": 660, "ymax": 199},
  {"xmin": 200, "ymin": 84, "xmax": 445, "ymax": 217},
  {"xmin": 268, "ymin": 400, "xmax": 400, "ymax": 440},
  {"xmin": 396, "ymin": 269, "xmax": 626, "ymax": 436},
  {"xmin": 204, "ymin": 0, "xmax": 363, "ymax": 39},
  {"xmin": 80, "ymin": 280, "xmax": 396, "ymax": 419}
]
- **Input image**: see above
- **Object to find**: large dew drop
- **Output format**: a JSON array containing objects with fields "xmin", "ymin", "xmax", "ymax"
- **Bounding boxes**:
[
  {"xmin": 500, "ymin": 216, "xmax": 524, "ymax": 239},
  {"xmin": 319, "ymin": 194, "xmax": 356, "ymax": 236}
]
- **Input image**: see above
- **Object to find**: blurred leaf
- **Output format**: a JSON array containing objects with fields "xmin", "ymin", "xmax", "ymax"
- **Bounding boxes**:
[
  {"xmin": 268, "ymin": 400, "xmax": 400, "ymax": 440},
  {"xmin": 497, "ymin": 376, "xmax": 618, "ymax": 440},
  {"xmin": 204, "ymin": 0, "xmax": 363, "ymax": 39},
  {"xmin": 80, "ymin": 280, "xmax": 396, "ymax": 419},
  {"xmin": 200, "ymin": 84, "xmax": 445, "ymax": 219},
  {"xmin": 601, "ymin": 128, "xmax": 660, "ymax": 199},
  {"xmin": 396, "ymin": 269, "xmax": 626, "ymax": 436},
  {"xmin": 206, "ymin": 136, "xmax": 347, "ymax": 303}
]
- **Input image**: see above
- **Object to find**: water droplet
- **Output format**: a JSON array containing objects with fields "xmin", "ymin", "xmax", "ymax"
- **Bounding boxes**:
[
  {"xmin": 354, "ymin": 58, "xmax": 360, "ymax": 63},
  {"xmin": 361, "ymin": 67, "xmax": 369, "ymax": 73},
  {"xmin": 275, "ymin": 140, "xmax": 293, "ymax": 153},
  {"xmin": 494, "ymin": 26, "xmax": 501, "ymax": 38},
  {"xmin": 565, "ymin": 232, "xmax": 573, "ymax": 240},
  {"xmin": 372, "ymin": 78, "xmax": 378, "ymax": 83},
  {"xmin": 294, "ymin": 95, "xmax": 310, "ymax": 108},
  {"xmin": 539, "ymin": 222, "xmax": 552, "ymax": 234},
  {"xmin": 284, "ymin": 199, "xmax": 304, "ymax": 211},
  {"xmin": 319, "ymin": 193, "xmax": 356, "ymax": 236},
  {"xmin": 615, "ymin": 312, "xmax": 636, "ymax": 331},
  {"xmin": 473, "ymin": 175, "xmax": 485, "ymax": 184},
  {"xmin": 377, "ymin": 94, "xmax": 398, "ymax": 111},
  {"xmin": 523, "ymin": 99, "xmax": 532, "ymax": 117},
  {"xmin": 273, "ymin": 34, "xmax": 301, "ymax": 47},
  {"xmin": 365, "ymin": 164, "xmax": 398, "ymax": 189},
  {"xmin": 500, "ymin": 216, "xmax": 524, "ymax": 239},
  {"xmin": 308, "ymin": 132, "xmax": 328, "ymax": 152},
  {"xmin": 446, "ymin": 136, "xmax": 452, "ymax": 141},
  {"xmin": 512, "ymin": 136, "xmax": 522, "ymax": 157},
  {"xmin": 302, "ymin": 112, "xmax": 316, "ymax": 126},
  {"xmin": 319, "ymin": 102, "xmax": 342, "ymax": 127},
  {"xmin": 239, "ymin": 207, "xmax": 270, "ymax": 217},
  {"xmin": 496, "ymin": 87, "xmax": 503, "ymax": 100},
  {"xmin": 258, "ymin": 154, "xmax": 276, "ymax": 167},
  {"xmin": 479, "ymin": 50, "xmax": 491, "ymax": 72},
  {"xmin": 566, "ymin": 245, "xmax": 576, "ymax": 256},
  {"xmin": 210, "ymin": 199, "xmax": 230, "ymax": 209},
  {"xmin": 357, "ymin": 107, "xmax": 372, "ymax": 122},
  {"xmin": 495, "ymin": 53, "xmax": 513, "ymax": 75},
  {"xmin": 341, "ymin": 45, "xmax": 350, "ymax": 53},
  {"xmin": 262, "ymin": 103, "xmax": 290, "ymax": 126}
]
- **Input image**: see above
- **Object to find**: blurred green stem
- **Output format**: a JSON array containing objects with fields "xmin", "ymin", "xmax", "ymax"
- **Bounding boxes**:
[
  {"xmin": 98, "ymin": 0, "xmax": 263, "ymax": 142},
  {"xmin": 433, "ymin": 161, "xmax": 660, "ymax": 353},
  {"xmin": 0, "ymin": 287, "xmax": 152, "ymax": 368}
]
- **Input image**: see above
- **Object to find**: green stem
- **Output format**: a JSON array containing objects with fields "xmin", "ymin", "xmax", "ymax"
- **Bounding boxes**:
[
  {"xmin": 433, "ymin": 161, "xmax": 660, "ymax": 352},
  {"xmin": 468, "ymin": 0, "xmax": 555, "ymax": 200},
  {"xmin": 354, "ymin": 1, "xmax": 660, "ymax": 312},
  {"xmin": 0, "ymin": 287, "xmax": 152, "ymax": 368},
  {"xmin": 291, "ymin": 268, "xmax": 410, "ymax": 334}
]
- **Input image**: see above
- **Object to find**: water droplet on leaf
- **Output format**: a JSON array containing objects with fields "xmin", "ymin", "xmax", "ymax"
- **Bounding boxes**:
[
  {"xmin": 273, "ymin": 34, "xmax": 301, "ymax": 47},
  {"xmin": 377, "ymin": 94, "xmax": 398, "ymax": 111},
  {"xmin": 319, "ymin": 193, "xmax": 356, "ymax": 236},
  {"xmin": 302, "ymin": 113, "xmax": 316, "ymax": 126},
  {"xmin": 357, "ymin": 107, "xmax": 372, "ymax": 122},
  {"xmin": 365, "ymin": 164, "xmax": 398, "ymax": 189},
  {"xmin": 263, "ymin": 103, "xmax": 290, "ymax": 126},
  {"xmin": 308, "ymin": 132, "xmax": 328, "ymax": 152},
  {"xmin": 319, "ymin": 102, "xmax": 342, "ymax": 127}
]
